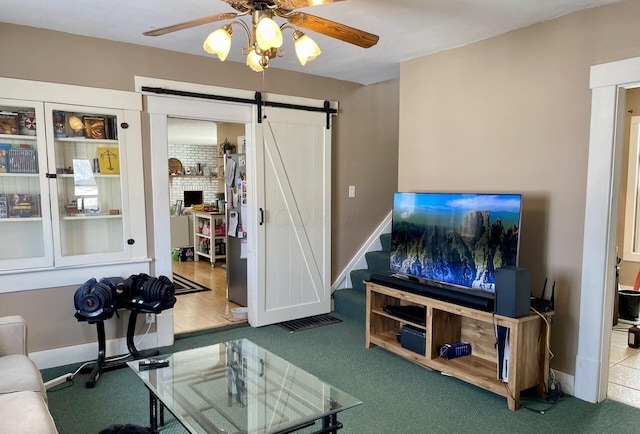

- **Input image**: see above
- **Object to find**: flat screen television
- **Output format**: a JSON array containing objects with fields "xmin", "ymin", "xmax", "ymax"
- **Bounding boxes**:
[{"xmin": 390, "ymin": 192, "xmax": 522, "ymax": 295}]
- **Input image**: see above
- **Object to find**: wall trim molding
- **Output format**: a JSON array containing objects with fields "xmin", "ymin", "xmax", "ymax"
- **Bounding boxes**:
[
  {"xmin": 332, "ymin": 211, "xmax": 392, "ymax": 292},
  {"xmin": 29, "ymin": 331, "xmax": 159, "ymax": 370},
  {"xmin": 576, "ymin": 55, "xmax": 640, "ymax": 403}
]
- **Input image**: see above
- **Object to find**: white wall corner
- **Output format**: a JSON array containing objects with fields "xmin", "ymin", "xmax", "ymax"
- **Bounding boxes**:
[{"xmin": 332, "ymin": 211, "xmax": 392, "ymax": 292}]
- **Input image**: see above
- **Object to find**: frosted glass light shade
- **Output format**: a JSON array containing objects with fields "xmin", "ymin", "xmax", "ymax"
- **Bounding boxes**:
[
  {"xmin": 256, "ymin": 17, "xmax": 283, "ymax": 51},
  {"xmin": 246, "ymin": 49, "xmax": 264, "ymax": 72},
  {"xmin": 294, "ymin": 32, "xmax": 321, "ymax": 66},
  {"xmin": 203, "ymin": 26, "xmax": 232, "ymax": 61}
]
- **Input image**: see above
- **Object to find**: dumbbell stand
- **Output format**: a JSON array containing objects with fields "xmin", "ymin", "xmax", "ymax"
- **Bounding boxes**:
[{"xmin": 82, "ymin": 308, "xmax": 160, "ymax": 388}]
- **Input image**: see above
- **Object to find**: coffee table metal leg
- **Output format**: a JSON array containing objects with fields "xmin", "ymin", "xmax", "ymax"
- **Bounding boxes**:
[
  {"xmin": 319, "ymin": 414, "xmax": 341, "ymax": 434},
  {"xmin": 149, "ymin": 390, "xmax": 158, "ymax": 431},
  {"xmin": 160, "ymin": 401, "xmax": 165, "ymax": 426}
]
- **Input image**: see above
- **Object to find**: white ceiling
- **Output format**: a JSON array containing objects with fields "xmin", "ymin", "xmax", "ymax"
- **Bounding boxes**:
[{"xmin": 1, "ymin": 0, "xmax": 623, "ymax": 84}]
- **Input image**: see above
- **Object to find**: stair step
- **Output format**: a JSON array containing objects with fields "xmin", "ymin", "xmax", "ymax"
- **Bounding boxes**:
[
  {"xmin": 333, "ymin": 288, "xmax": 366, "ymax": 323},
  {"xmin": 349, "ymin": 269, "xmax": 372, "ymax": 291},
  {"xmin": 380, "ymin": 232, "xmax": 391, "ymax": 253},
  {"xmin": 365, "ymin": 250, "xmax": 390, "ymax": 273},
  {"xmin": 334, "ymin": 232, "xmax": 392, "ymax": 324}
]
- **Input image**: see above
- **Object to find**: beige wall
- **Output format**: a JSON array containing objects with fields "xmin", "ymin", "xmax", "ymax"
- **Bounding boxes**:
[
  {"xmin": 0, "ymin": 23, "xmax": 399, "ymax": 353},
  {"xmin": 399, "ymin": 0, "xmax": 640, "ymax": 375}
]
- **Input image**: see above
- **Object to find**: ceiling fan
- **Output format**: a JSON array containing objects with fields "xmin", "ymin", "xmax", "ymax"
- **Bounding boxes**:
[{"xmin": 144, "ymin": 0, "xmax": 379, "ymax": 71}]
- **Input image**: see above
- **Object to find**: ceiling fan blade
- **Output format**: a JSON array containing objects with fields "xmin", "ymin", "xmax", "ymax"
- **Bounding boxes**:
[
  {"xmin": 143, "ymin": 13, "xmax": 238, "ymax": 36},
  {"xmin": 275, "ymin": 0, "xmax": 345, "ymax": 11},
  {"xmin": 286, "ymin": 12, "xmax": 379, "ymax": 48}
]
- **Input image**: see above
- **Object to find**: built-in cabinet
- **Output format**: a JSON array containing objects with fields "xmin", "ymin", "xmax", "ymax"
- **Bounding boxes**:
[
  {"xmin": 194, "ymin": 211, "xmax": 226, "ymax": 267},
  {"xmin": 0, "ymin": 98, "xmax": 51, "ymax": 270},
  {"xmin": 366, "ymin": 281, "xmax": 552, "ymax": 411},
  {"xmin": 0, "ymin": 78, "xmax": 149, "ymax": 292}
]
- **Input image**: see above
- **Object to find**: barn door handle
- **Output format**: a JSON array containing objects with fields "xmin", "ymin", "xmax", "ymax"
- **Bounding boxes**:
[{"xmin": 259, "ymin": 208, "xmax": 264, "ymax": 225}]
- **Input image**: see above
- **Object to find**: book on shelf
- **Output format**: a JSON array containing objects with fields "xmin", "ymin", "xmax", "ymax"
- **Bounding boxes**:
[
  {"xmin": 8, "ymin": 193, "xmax": 38, "ymax": 218},
  {"xmin": 0, "ymin": 194, "xmax": 7, "ymax": 218},
  {"xmin": 18, "ymin": 111, "xmax": 36, "ymax": 136},
  {"xmin": 83, "ymin": 116, "xmax": 106, "ymax": 139},
  {"xmin": 97, "ymin": 147, "xmax": 120, "ymax": 174},
  {"xmin": 0, "ymin": 143, "xmax": 9, "ymax": 173},
  {"xmin": 0, "ymin": 111, "xmax": 18, "ymax": 135},
  {"xmin": 105, "ymin": 117, "xmax": 118, "ymax": 140},
  {"xmin": 53, "ymin": 111, "xmax": 67, "ymax": 138},
  {"xmin": 7, "ymin": 147, "xmax": 37, "ymax": 173}
]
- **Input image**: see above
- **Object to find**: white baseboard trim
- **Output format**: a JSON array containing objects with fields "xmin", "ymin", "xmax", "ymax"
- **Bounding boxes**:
[
  {"xmin": 29, "ymin": 332, "xmax": 160, "ymax": 370},
  {"xmin": 552, "ymin": 369, "xmax": 575, "ymax": 397},
  {"xmin": 332, "ymin": 211, "xmax": 392, "ymax": 292}
]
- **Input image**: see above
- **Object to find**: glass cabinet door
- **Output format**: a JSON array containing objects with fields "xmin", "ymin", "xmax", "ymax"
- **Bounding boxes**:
[
  {"xmin": 45, "ymin": 103, "xmax": 127, "ymax": 266},
  {"xmin": 0, "ymin": 99, "xmax": 53, "ymax": 270}
]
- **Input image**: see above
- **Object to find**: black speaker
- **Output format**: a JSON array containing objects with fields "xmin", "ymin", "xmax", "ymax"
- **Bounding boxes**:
[{"xmin": 495, "ymin": 267, "xmax": 531, "ymax": 318}]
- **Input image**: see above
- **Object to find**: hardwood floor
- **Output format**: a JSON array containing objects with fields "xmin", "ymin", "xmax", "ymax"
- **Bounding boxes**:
[{"xmin": 171, "ymin": 260, "xmax": 246, "ymax": 335}]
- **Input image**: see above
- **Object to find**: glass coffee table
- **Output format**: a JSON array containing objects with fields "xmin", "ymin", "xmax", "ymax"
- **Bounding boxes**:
[{"xmin": 127, "ymin": 339, "xmax": 362, "ymax": 433}]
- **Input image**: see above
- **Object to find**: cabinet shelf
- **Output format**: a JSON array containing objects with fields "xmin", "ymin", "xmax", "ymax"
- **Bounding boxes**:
[
  {"xmin": 193, "ymin": 211, "xmax": 226, "ymax": 267},
  {"xmin": 0, "ymin": 133, "xmax": 36, "ymax": 141},
  {"xmin": 0, "ymin": 217, "xmax": 42, "ymax": 223},
  {"xmin": 61, "ymin": 214, "xmax": 122, "ymax": 221},
  {"xmin": 54, "ymin": 137, "xmax": 118, "ymax": 145},
  {"xmin": 370, "ymin": 308, "xmax": 427, "ymax": 331},
  {"xmin": 366, "ymin": 281, "xmax": 553, "ymax": 411},
  {"xmin": 0, "ymin": 173, "xmax": 39, "ymax": 177},
  {"xmin": 57, "ymin": 173, "xmax": 120, "ymax": 178},
  {"xmin": 170, "ymin": 175, "xmax": 219, "ymax": 179}
]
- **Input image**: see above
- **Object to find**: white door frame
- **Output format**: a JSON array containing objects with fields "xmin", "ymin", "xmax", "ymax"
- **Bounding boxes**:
[
  {"xmin": 136, "ymin": 76, "xmax": 336, "ymax": 343},
  {"xmin": 576, "ymin": 56, "xmax": 640, "ymax": 403},
  {"xmin": 139, "ymin": 77, "xmax": 255, "ymax": 347}
]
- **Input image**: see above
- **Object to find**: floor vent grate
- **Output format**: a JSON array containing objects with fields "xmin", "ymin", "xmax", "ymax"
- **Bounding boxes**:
[{"xmin": 277, "ymin": 314, "xmax": 342, "ymax": 333}]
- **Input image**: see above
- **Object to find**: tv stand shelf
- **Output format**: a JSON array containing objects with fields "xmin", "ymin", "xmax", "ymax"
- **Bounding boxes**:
[{"xmin": 366, "ymin": 281, "xmax": 553, "ymax": 411}]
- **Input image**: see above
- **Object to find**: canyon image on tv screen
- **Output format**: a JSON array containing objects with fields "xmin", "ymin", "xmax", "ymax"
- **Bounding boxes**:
[{"xmin": 390, "ymin": 192, "xmax": 522, "ymax": 294}]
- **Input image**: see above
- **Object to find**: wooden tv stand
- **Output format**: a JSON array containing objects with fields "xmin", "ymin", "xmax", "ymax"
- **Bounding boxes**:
[{"xmin": 365, "ymin": 281, "xmax": 553, "ymax": 411}]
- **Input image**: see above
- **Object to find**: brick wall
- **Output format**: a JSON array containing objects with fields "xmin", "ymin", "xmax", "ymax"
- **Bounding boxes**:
[{"xmin": 168, "ymin": 143, "xmax": 222, "ymax": 206}]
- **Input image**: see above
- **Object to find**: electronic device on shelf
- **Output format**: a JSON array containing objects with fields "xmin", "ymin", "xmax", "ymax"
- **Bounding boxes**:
[
  {"xmin": 383, "ymin": 304, "xmax": 426, "ymax": 325},
  {"xmin": 530, "ymin": 278, "xmax": 555, "ymax": 312},
  {"xmin": 370, "ymin": 273, "xmax": 494, "ymax": 311}
]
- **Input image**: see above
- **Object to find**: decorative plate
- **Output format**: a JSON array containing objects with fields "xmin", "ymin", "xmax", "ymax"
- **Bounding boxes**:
[{"xmin": 168, "ymin": 158, "xmax": 183, "ymax": 175}]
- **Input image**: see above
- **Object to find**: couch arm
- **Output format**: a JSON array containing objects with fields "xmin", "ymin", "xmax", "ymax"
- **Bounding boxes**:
[{"xmin": 0, "ymin": 315, "xmax": 28, "ymax": 357}]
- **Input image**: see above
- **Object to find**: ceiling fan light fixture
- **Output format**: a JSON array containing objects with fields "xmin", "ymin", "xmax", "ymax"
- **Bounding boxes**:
[
  {"xmin": 147, "ymin": 1, "xmax": 379, "ymax": 74},
  {"xmin": 293, "ymin": 30, "xmax": 321, "ymax": 66},
  {"xmin": 255, "ymin": 16, "xmax": 283, "ymax": 51},
  {"xmin": 203, "ymin": 25, "xmax": 232, "ymax": 61},
  {"xmin": 246, "ymin": 48, "xmax": 265, "ymax": 72}
]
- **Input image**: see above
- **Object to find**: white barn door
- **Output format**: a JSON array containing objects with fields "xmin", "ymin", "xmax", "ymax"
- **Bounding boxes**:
[{"xmin": 249, "ymin": 106, "xmax": 332, "ymax": 326}]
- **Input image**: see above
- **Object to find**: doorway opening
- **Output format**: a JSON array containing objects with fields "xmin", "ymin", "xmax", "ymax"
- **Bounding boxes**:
[
  {"xmin": 166, "ymin": 116, "xmax": 248, "ymax": 334},
  {"xmin": 608, "ymin": 87, "xmax": 640, "ymax": 407}
]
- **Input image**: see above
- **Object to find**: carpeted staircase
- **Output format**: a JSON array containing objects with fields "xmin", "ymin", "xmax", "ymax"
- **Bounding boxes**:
[{"xmin": 333, "ymin": 232, "xmax": 392, "ymax": 323}]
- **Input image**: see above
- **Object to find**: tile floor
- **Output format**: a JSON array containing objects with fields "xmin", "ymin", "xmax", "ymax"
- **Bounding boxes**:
[{"xmin": 608, "ymin": 321, "xmax": 640, "ymax": 407}]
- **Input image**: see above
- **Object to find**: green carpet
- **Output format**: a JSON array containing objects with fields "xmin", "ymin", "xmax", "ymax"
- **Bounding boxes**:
[{"xmin": 42, "ymin": 314, "xmax": 640, "ymax": 434}]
